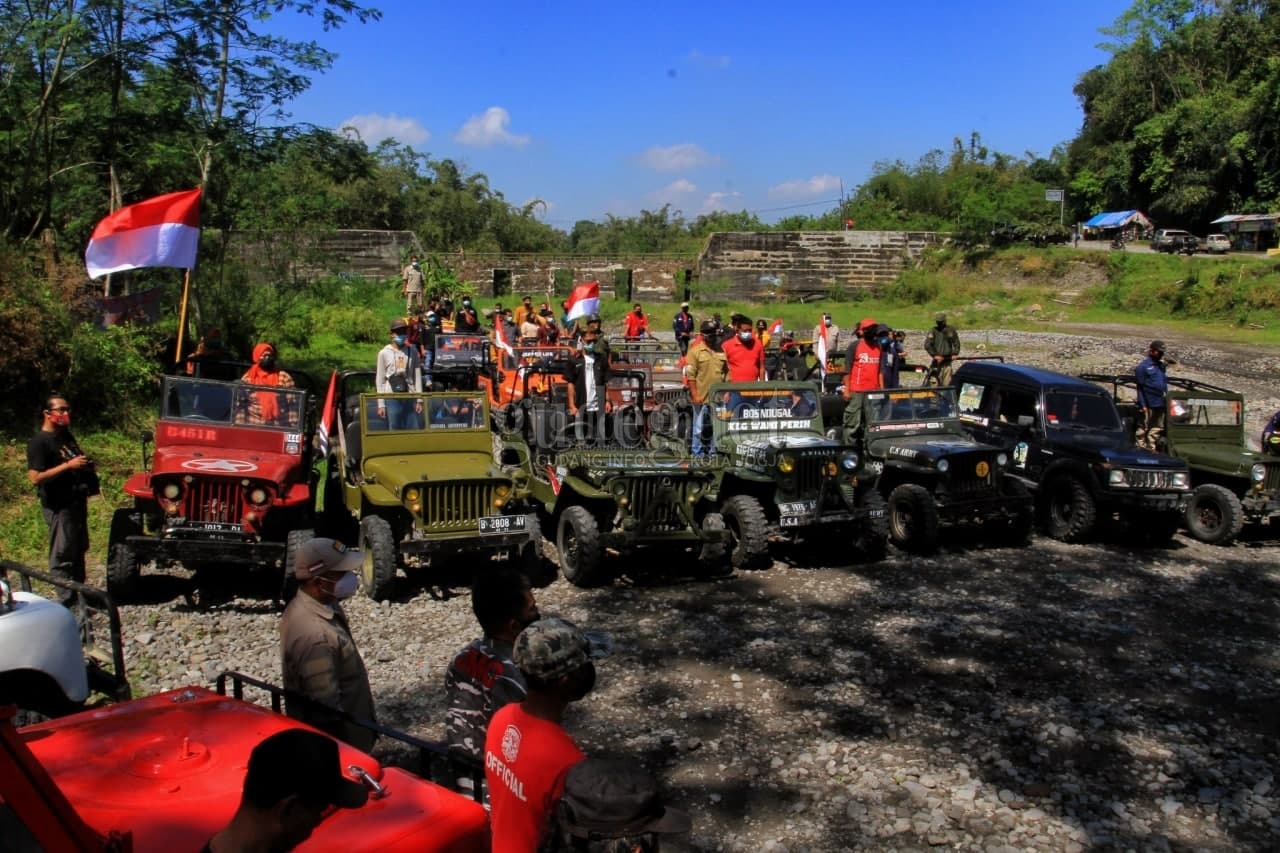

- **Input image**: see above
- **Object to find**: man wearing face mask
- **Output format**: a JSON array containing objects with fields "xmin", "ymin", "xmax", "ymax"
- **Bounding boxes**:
[
  {"xmin": 566, "ymin": 325, "xmax": 610, "ymax": 443},
  {"xmin": 27, "ymin": 393, "xmax": 98, "ymax": 605},
  {"xmin": 485, "ymin": 617, "xmax": 595, "ymax": 852},
  {"xmin": 721, "ymin": 313, "xmax": 765, "ymax": 382},
  {"xmin": 622, "ymin": 303, "xmax": 650, "ymax": 341},
  {"xmin": 281, "ymin": 537, "xmax": 377, "ymax": 752},
  {"xmin": 239, "ymin": 343, "xmax": 297, "ymax": 425},
  {"xmin": 376, "ymin": 319, "xmax": 424, "ymax": 429},
  {"xmin": 877, "ymin": 325, "xmax": 905, "ymax": 389},
  {"xmin": 402, "ymin": 254, "xmax": 425, "ymax": 313},
  {"xmin": 813, "ymin": 313, "xmax": 841, "ymax": 354},
  {"xmin": 445, "ymin": 569, "xmax": 541, "ymax": 792},
  {"xmin": 687, "ymin": 320, "xmax": 728, "ymax": 457},
  {"xmin": 455, "ymin": 296, "xmax": 481, "ymax": 333},
  {"xmin": 924, "ymin": 312, "xmax": 961, "ymax": 386}
]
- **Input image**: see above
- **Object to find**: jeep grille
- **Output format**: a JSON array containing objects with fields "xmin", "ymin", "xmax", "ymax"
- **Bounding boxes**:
[
  {"xmin": 1123, "ymin": 469, "xmax": 1181, "ymax": 490},
  {"xmin": 421, "ymin": 482, "xmax": 494, "ymax": 532},
  {"xmin": 1264, "ymin": 465, "xmax": 1280, "ymax": 494},
  {"xmin": 946, "ymin": 457, "xmax": 997, "ymax": 498},
  {"xmin": 184, "ymin": 479, "xmax": 245, "ymax": 524},
  {"xmin": 796, "ymin": 458, "xmax": 826, "ymax": 495},
  {"xmin": 624, "ymin": 476, "xmax": 689, "ymax": 531}
]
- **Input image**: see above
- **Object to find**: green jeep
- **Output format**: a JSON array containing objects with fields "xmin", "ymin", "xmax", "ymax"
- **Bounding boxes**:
[
  {"xmin": 1083, "ymin": 374, "xmax": 1280, "ymax": 544},
  {"xmin": 324, "ymin": 370, "xmax": 540, "ymax": 600},
  {"xmin": 496, "ymin": 366, "xmax": 727, "ymax": 587},
  {"xmin": 862, "ymin": 386, "xmax": 1034, "ymax": 551},
  {"xmin": 691, "ymin": 381, "xmax": 888, "ymax": 567}
]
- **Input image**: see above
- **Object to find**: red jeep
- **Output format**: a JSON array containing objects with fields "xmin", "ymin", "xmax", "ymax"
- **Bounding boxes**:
[{"xmin": 106, "ymin": 371, "xmax": 320, "ymax": 599}]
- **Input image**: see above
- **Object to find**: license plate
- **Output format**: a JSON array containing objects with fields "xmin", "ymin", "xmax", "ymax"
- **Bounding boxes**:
[
  {"xmin": 779, "ymin": 516, "xmax": 804, "ymax": 528},
  {"xmin": 479, "ymin": 514, "xmax": 526, "ymax": 534},
  {"xmin": 868, "ymin": 508, "xmax": 886, "ymax": 518},
  {"xmin": 777, "ymin": 500, "xmax": 816, "ymax": 515}
]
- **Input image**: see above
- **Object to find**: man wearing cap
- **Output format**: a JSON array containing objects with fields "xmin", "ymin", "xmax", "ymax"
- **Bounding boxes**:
[
  {"xmin": 484, "ymin": 617, "xmax": 595, "ymax": 852},
  {"xmin": 445, "ymin": 569, "xmax": 540, "ymax": 788},
  {"xmin": 924, "ymin": 312, "xmax": 961, "ymax": 386},
  {"xmin": 687, "ymin": 319, "xmax": 727, "ymax": 457},
  {"xmin": 672, "ymin": 302, "xmax": 695, "ymax": 356},
  {"xmin": 547, "ymin": 758, "xmax": 691, "ymax": 850},
  {"xmin": 1135, "ymin": 340, "xmax": 1169, "ymax": 451},
  {"xmin": 567, "ymin": 325, "xmax": 610, "ymax": 443},
  {"xmin": 281, "ymin": 538, "xmax": 377, "ymax": 753},
  {"xmin": 202, "ymin": 728, "xmax": 368, "ymax": 853},
  {"xmin": 402, "ymin": 254, "xmax": 425, "ymax": 313},
  {"xmin": 841, "ymin": 320, "xmax": 883, "ymax": 447},
  {"xmin": 376, "ymin": 318, "xmax": 424, "ymax": 429},
  {"xmin": 455, "ymin": 296, "xmax": 481, "ymax": 333},
  {"xmin": 721, "ymin": 313, "xmax": 765, "ymax": 382}
]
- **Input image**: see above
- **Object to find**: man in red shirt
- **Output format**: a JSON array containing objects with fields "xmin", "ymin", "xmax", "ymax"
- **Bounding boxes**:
[
  {"xmin": 622, "ymin": 303, "xmax": 650, "ymax": 340},
  {"xmin": 720, "ymin": 314, "xmax": 765, "ymax": 382},
  {"xmin": 841, "ymin": 318, "xmax": 883, "ymax": 446},
  {"xmin": 484, "ymin": 617, "xmax": 596, "ymax": 852}
]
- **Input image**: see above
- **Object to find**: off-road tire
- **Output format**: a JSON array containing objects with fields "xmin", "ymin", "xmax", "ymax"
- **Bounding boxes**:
[
  {"xmin": 887, "ymin": 483, "xmax": 940, "ymax": 553},
  {"xmin": 721, "ymin": 495, "xmax": 770, "ymax": 570},
  {"xmin": 1042, "ymin": 475, "xmax": 1097, "ymax": 542},
  {"xmin": 853, "ymin": 488, "xmax": 889, "ymax": 561},
  {"xmin": 281, "ymin": 528, "xmax": 314, "ymax": 606},
  {"xmin": 993, "ymin": 478, "xmax": 1035, "ymax": 546},
  {"xmin": 106, "ymin": 508, "xmax": 142, "ymax": 600},
  {"xmin": 697, "ymin": 512, "xmax": 732, "ymax": 575},
  {"xmin": 359, "ymin": 515, "xmax": 397, "ymax": 601},
  {"xmin": 557, "ymin": 506, "xmax": 603, "ymax": 587},
  {"xmin": 1185, "ymin": 483, "xmax": 1244, "ymax": 545}
]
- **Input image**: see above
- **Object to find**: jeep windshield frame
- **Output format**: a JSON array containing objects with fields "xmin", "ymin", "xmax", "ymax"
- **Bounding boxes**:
[
  {"xmin": 162, "ymin": 376, "xmax": 308, "ymax": 432},
  {"xmin": 865, "ymin": 387, "xmax": 958, "ymax": 426},
  {"xmin": 360, "ymin": 392, "xmax": 488, "ymax": 433},
  {"xmin": 710, "ymin": 385, "xmax": 823, "ymax": 437}
]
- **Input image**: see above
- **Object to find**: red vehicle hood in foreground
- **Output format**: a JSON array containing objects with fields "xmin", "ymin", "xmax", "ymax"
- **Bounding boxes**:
[{"xmin": 6, "ymin": 688, "xmax": 488, "ymax": 852}]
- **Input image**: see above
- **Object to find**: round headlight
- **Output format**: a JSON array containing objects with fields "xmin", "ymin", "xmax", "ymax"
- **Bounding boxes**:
[
  {"xmin": 612, "ymin": 481, "xmax": 627, "ymax": 496},
  {"xmin": 1252, "ymin": 464, "xmax": 1266, "ymax": 483},
  {"xmin": 405, "ymin": 487, "xmax": 420, "ymax": 502},
  {"xmin": 778, "ymin": 455, "xmax": 795, "ymax": 474},
  {"xmin": 162, "ymin": 482, "xmax": 181, "ymax": 500},
  {"xmin": 996, "ymin": 452, "xmax": 1009, "ymax": 467},
  {"xmin": 840, "ymin": 452, "xmax": 858, "ymax": 471},
  {"xmin": 1108, "ymin": 469, "xmax": 1126, "ymax": 486},
  {"xmin": 495, "ymin": 484, "xmax": 511, "ymax": 498},
  {"xmin": 937, "ymin": 459, "xmax": 950, "ymax": 473},
  {"xmin": 249, "ymin": 487, "xmax": 269, "ymax": 505}
]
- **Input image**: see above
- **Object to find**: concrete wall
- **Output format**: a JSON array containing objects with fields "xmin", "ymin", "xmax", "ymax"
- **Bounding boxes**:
[
  {"xmin": 445, "ymin": 254, "xmax": 692, "ymax": 303},
  {"xmin": 696, "ymin": 230, "xmax": 946, "ymax": 301}
]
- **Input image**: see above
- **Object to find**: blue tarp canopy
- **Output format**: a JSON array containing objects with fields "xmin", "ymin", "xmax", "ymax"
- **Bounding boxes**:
[{"xmin": 1083, "ymin": 210, "xmax": 1150, "ymax": 229}]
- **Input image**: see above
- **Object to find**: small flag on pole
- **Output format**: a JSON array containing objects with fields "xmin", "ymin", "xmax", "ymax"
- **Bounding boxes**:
[
  {"xmin": 493, "ymin": 316, "xmax": 515, "ymax": 359},
  {"xmin": 816, "ymin": 316, "xmax": 828, "ymax": 381},
  {"xmin": 768, "ymin": 317, "xmax": 785, "ymax": 337},
  {"xmin": 84, "ymin": 188, "xmax": 202, "ymax": 279},
  {"xmin": 316, "ymin": 370, "xmax": 338, "ymax": 459},
  {"xmin": 564, "ymin": 281, "xmax": 601, "ymax": 322}
]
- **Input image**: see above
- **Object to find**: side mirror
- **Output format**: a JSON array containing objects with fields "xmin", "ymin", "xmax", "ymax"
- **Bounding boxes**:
[{"xmin": 140, "ymin": 429, "xmax": 154, "ymax": 444}]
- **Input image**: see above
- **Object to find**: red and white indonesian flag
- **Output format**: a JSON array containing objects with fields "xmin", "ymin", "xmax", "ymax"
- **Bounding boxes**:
[
  {"xmin": 493, "ymin": 316, "xmax": 515, "ymax": 358},
  {"xmin": 85, "ymin": 188, "xmax": 202, "ymax": 279},
  {"xmin": 768, "ymin": 317, "xmax": 785, "ymax": 337},
  {"xmin": 317, "ymin": 370, "xmax": 338, "ymax": 459},
  {"xmin": 564, "ymin": 281, "xmax": 601, "ymax": 322},
  {"xmin": 816, "ymin": 316, "xmax": 828, "ymax": 380}
]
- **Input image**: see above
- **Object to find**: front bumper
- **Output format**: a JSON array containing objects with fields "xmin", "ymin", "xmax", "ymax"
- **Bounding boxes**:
[
  {"xmin": 1241, "ymin": 492, "xmax": 1280, "ymax": 523},
  {"xmin": 935, "ymin": 493, "xmax": 1027, "ymax": 524},
  {"xmin": 1106, "ymin": 491, "xmax": 1190, "ymax": 513},
  {"xmin": 399, "ymin": 513, "xmax": 539, "ymax": 556},
  {"xmin": 128, "ymin": 530, "xmax": 285, "ymax": 567}
]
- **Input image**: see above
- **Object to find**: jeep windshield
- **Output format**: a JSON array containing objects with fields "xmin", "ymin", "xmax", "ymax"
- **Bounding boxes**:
[
  {"xmin": 712, "ymin": 387, "xmax": 820, "ymax": 432},
  {"xmin": 1043, "ymin": 390, "xmax": 1121, "ymax": 431},
  {"xmin": 1169, "ymin": 396, "xmax": 1242, "ymax": 427},
  {"xmin": 432, "ymin": 334, "xmax": 489, "ymax": 368},
  {"xmin": 866, "ymin": 388, "xmax": 956, "ymax": 424},
  {"xmin": 163, "ymin": 376, "xmax": 306, "ymax": 431},
  {"xmin": 362, "ymin": 394, "xmax": 485, "ymax": 431}
]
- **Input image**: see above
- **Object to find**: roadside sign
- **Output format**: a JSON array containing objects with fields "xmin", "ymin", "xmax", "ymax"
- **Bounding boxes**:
[{"xmin": 1045, "ymin": 189, "xmax": 1064, "ymax": 202}]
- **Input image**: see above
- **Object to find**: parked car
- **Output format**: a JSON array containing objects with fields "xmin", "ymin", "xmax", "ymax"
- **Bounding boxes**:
[
  {"xmin": 1151, "ymin": 228, "xmax": 1198, "ymax": 254},
  {"xmin": 1204, "ymin": 234, "xmax": 1231, "ymax": 254},
  {"xmin": 953, "ymin": 361, "xmax": 1191, "ymax": 544}
]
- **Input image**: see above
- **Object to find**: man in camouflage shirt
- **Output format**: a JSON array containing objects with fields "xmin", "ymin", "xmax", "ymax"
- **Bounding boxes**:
[{"xmin": 444, "ymin": 569, "xmax": 541, "ymax": 782}]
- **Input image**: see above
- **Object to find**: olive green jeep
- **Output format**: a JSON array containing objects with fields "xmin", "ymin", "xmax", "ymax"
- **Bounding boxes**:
[
  {"xmin": 323, "ymin": 370, "xmax": 540, "ymax": 600},
  {"xmin": 1083, "ymin": 374, "xmax": 1280, "ymax": 544}
]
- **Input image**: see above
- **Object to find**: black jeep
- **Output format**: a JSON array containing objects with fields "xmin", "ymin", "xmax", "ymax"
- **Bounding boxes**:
[{"xmin": 954, "ymin": 362, "xmax": 1191, "ymax": 544}]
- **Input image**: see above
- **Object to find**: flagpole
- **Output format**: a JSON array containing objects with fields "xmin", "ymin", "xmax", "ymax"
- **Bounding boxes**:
[{"xmin": 175, "ymin": 268, "xmax": 192, "ymax": 364}]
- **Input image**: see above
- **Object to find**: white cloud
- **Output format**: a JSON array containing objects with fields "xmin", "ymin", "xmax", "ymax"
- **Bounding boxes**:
[
  {"xmin": 701, "ymin": 191, "xmax": 742, "ymax": 213},
  {"xmin": 454, "ymin": 106, "xmax": 530, "ymax": 147},
  {"xmin": 688, "ymin": 49, "xmax": 731, "ymax": 69},
  {"xmin": 638, "ymin": 143, "xmax": 720, "ymax": 172},
  {"xmin": 768, "ymin": 174, "xmax": 843, "ymax": 200},
  {"xmin": 646, "ymin": 179, "xmax": 698, "ymax": 206},
  {"xmin": 339, "ymin": 113, "xmax": 430, "ymax": 146}
]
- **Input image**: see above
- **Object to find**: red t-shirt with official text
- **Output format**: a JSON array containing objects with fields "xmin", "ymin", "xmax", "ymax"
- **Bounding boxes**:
[
  {"xmin": 484, "ymin": 703, "xmax": 586, "ymax": 853},
  {"xmin": 721, "ymin": 335, "xmax": 764, "ymax": 382},
  {"xmin": 847, "ymin": 341, "xmax": 882, "ymax": 392}
]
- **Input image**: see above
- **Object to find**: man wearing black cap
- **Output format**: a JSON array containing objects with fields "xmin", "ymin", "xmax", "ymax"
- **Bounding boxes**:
[
  {"xmin": 672, "ymin": 302, "xmax": 695, "ymax": 356},
  {"xmin": 546, "ymin": 758, "xmax": 692, "ymax": 851},
  {"xmin": 202, "ymin": 728, "xmax": 368, "ymax": 853},
  {"xmin": 924, "ymin": 312, "xmax": 961, "ymax": 386},
  {"xmin": 1135, "ymin": 340, "xmax": 1169, "ymax": 451}
]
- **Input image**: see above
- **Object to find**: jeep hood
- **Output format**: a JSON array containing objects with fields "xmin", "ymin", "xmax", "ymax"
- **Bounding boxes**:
[
  {"xmin": 1092, "ymin": 445, "xmax": 1187, "ymax": 470},
  {"xmin": 723, "ymin": 434, "xmax": 837, "ymax": 452},
  {"xmin": 867, "ymin": 434, "xmax": 992, "ymax": 462},
  {"xmin": 1177, "ymin": 443, "xmax": 1263, "ymax": 477},
  {"xmin": 364, "ymin": 451, "xmax": 503, "ymax": 486},
  {"xmin": 151, "ymin": 445, "xmax": 303, "ymax": 485}
]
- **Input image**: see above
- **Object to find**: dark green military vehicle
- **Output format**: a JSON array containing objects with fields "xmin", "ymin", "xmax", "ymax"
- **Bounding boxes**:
[
  {"xmin": 495, "ymin": 367, "xmax": 727, "ymax": 587},
  {"xmin": 861, "ymin": 387, "xmax": 1033, "ymax": 552},
  {"xmin": 689, "ymin": 381, "xmax": 888, "ymax": 567},
  {"xmin": 324, "ymin": 370, "xmax": 540, "ymax": 600},
  {"xmin": 1083, "ymin": 374, "xmax": 1280, "ymax": 545}
]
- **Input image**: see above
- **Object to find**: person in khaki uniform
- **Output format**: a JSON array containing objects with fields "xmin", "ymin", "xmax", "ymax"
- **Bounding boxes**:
[
  {"xmin": 686, "ymin": 319, "xmax": 728, "ymax": 457},
  {"xmin": 281, "ymin": 537, "xmax": 376, "ymax": 752}
]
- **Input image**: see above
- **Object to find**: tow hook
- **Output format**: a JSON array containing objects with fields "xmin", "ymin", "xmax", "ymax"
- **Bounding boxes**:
[{"xmin": 348, "ymin": 764, "xmax": 386, "ymax": 799}]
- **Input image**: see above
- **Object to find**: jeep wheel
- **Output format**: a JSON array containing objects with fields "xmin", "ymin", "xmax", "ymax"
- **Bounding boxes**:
[
  {"xmin": 1185, "ymin": 483, "xmax": 1244, "ymax": 545},
  {"xmin": 281, "ymin": 528, "xmax": 314, "ymax": 606},
  {"xmin": 106, "ymin": 508, "xmax": 142, "ymax": 600},
  {"xmin": 888, "ymin": 483, "xmax": 940, "ymax": 553},
  {"xmin": 853, "ymin": 488, "xmax": 889, "ymax": 561},
  {"xmin": 1043, "ymin": 476, "xmax": 1096, "ymax": 542},
  {"xmin": 557, "ymin": 506, "xmax": 603, "ymax": 587},
  {"xmin": 697, "ymin": 512, "xmax": 732, "ymax": 575},
  {"xmin": 722, "ymin": 495, "xmax": 770, "ymax": 570},
  {"xmin": 359, "ymin": 516, "xmax": 397, "ymax": 601},
  {"xmin": 993, "ymin": 478, "xmax": 1034, "ymax": 546}
]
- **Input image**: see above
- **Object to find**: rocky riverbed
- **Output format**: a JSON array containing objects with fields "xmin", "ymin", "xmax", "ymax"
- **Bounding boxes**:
[{"xmin": 107, "ymin": 327, "xmax": 1280, "ymax": 852}]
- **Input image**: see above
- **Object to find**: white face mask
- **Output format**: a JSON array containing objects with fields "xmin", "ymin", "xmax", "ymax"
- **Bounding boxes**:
[{"xmin": 331, "ymin": 572, "xmax": 360, "ymax": 600}]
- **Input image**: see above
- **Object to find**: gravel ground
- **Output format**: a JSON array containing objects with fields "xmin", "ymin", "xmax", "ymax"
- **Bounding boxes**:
[{"xmin": 108, "ymin": 327, "xmax": 1280, "ymax": 852}]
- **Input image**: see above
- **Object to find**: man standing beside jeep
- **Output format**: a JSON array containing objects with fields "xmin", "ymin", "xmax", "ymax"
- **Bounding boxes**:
[
  {"xmin": 924, "ymin": 312, "xmax": 961, "ymax": 386},
  {"xmin": 376, "ymin": 318, "xmax": 424, "ymax": 429},
  {"xmin": 27, "ymin": 393, "xmax": 98, "ymax": 605},
  {"xmin": 1136, "ymin": 340, "xmax": 1169, "ymax": 451}
]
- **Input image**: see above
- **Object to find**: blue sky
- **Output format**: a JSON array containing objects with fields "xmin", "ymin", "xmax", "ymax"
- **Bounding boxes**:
[{"xmin": 280, "ymin": 0, "xmax": 1129, "ymax": 227}]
